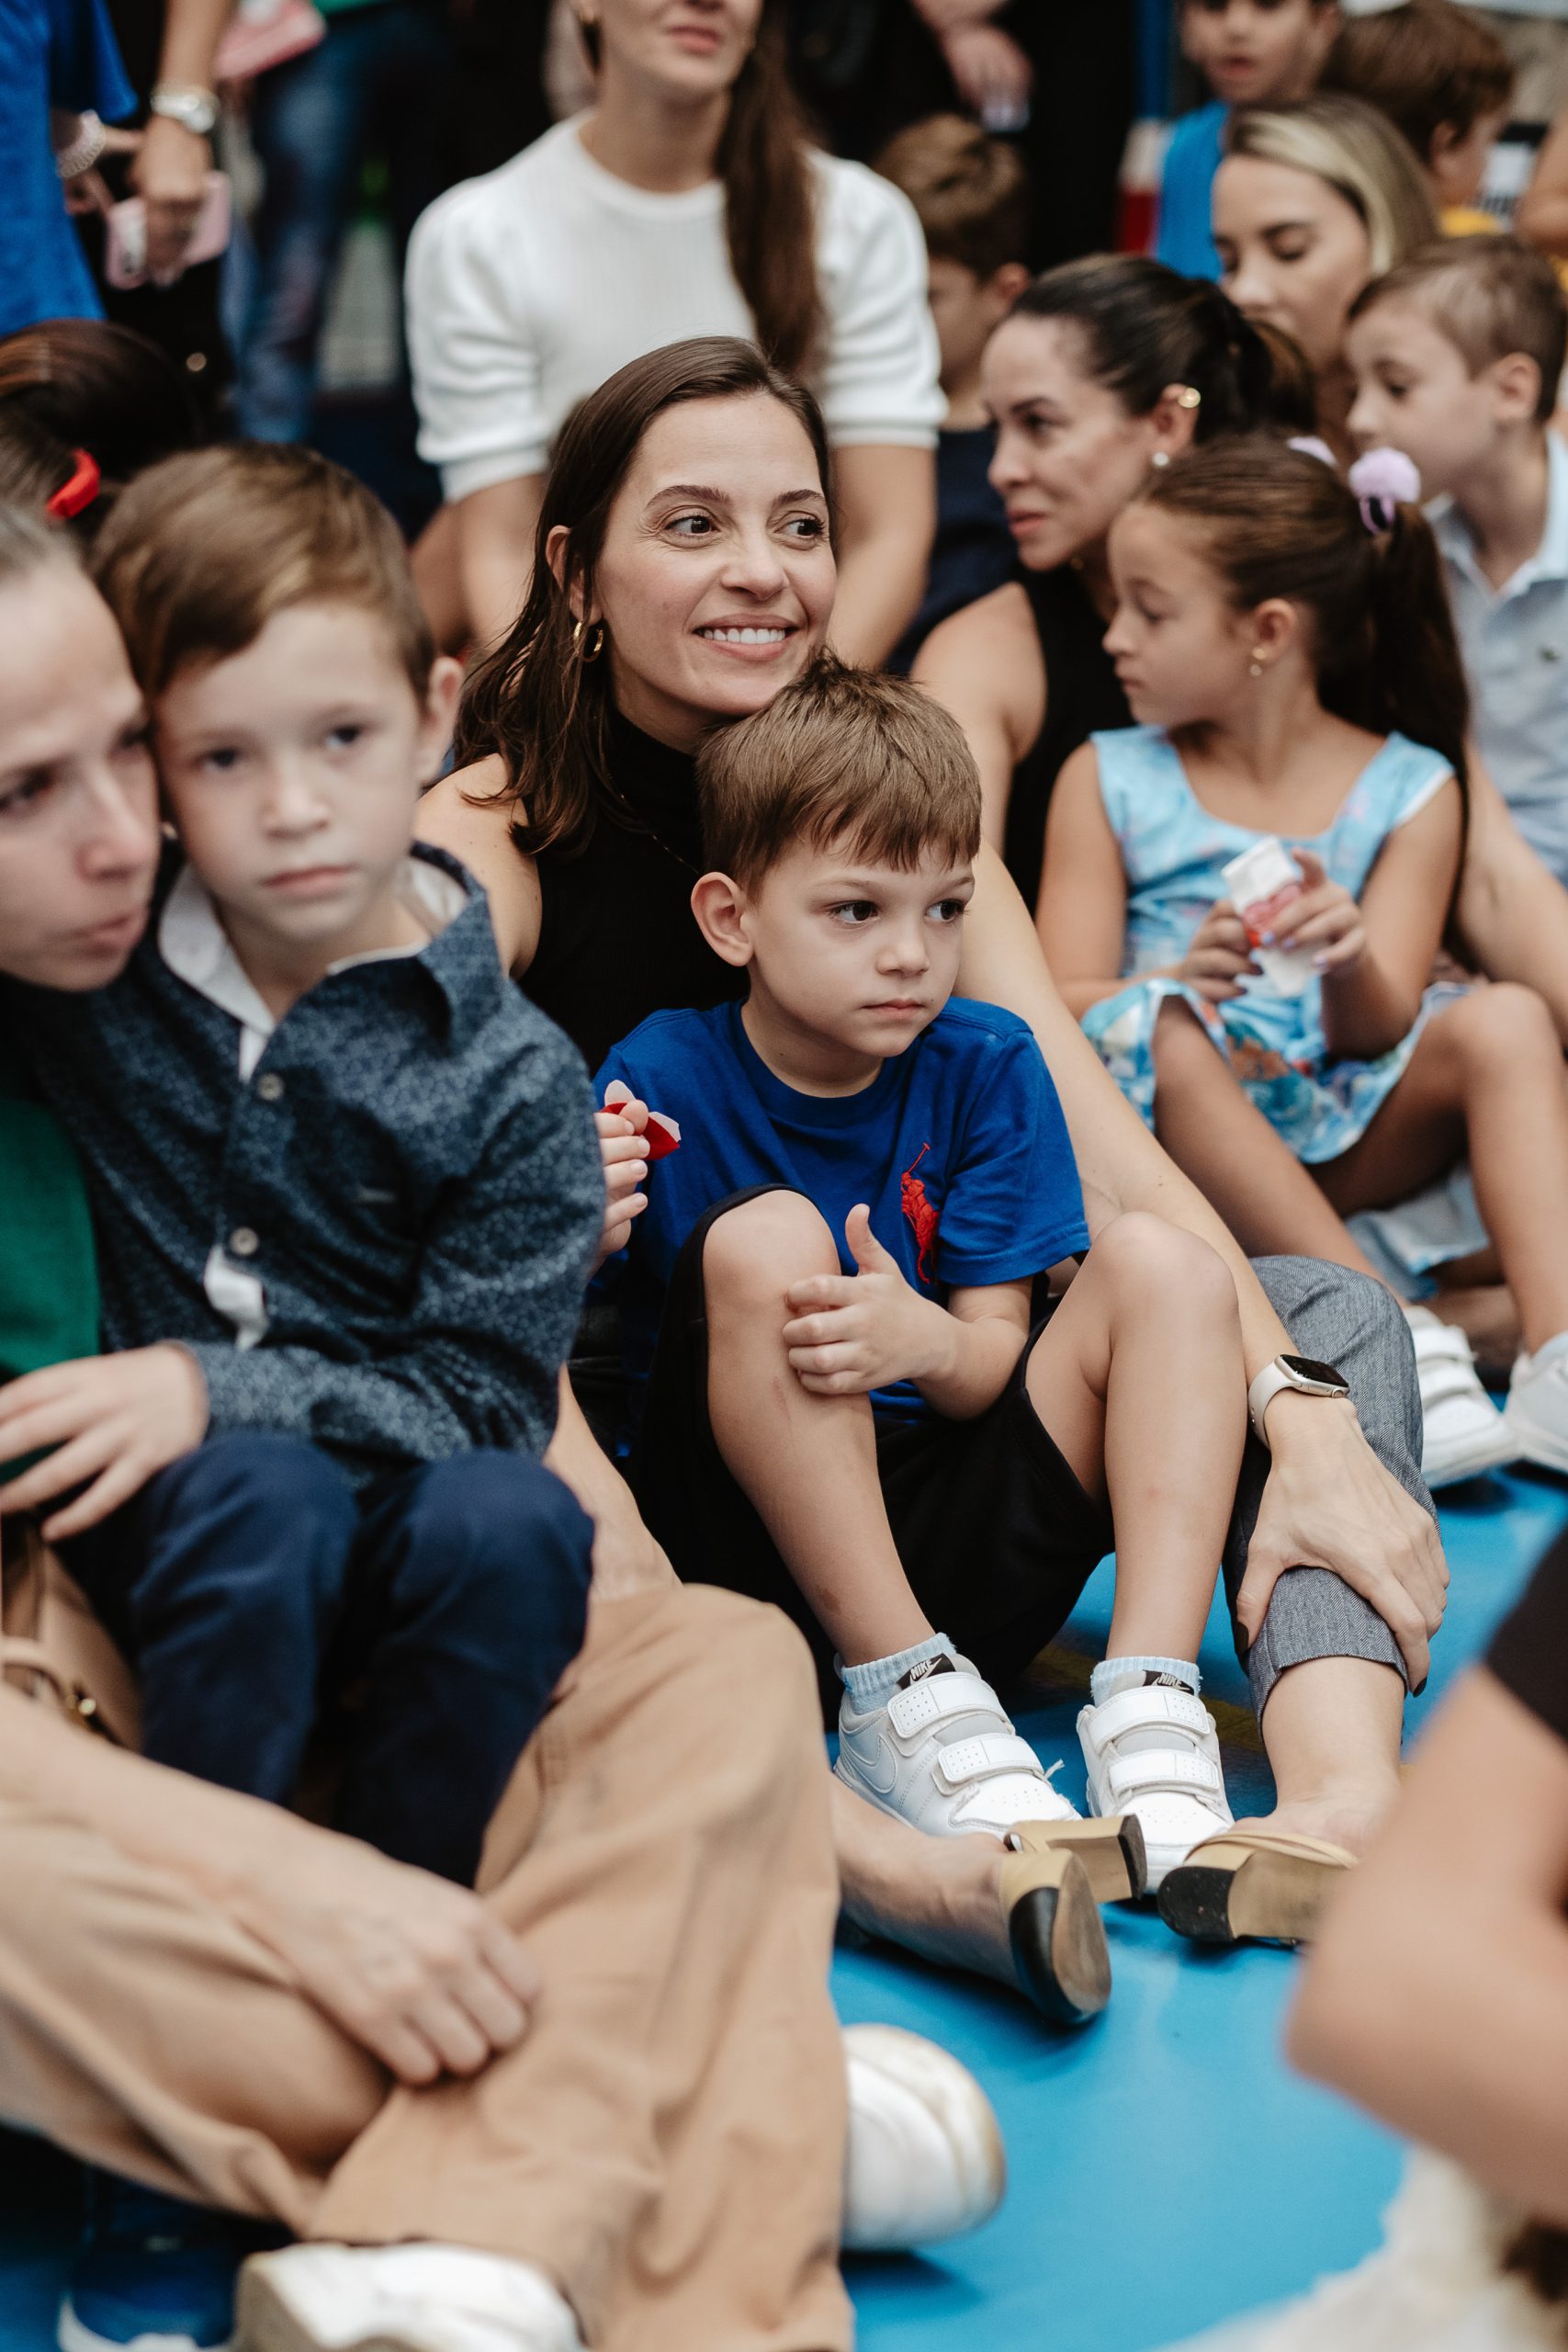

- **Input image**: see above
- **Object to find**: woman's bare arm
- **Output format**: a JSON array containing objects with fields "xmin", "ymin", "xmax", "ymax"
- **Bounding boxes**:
[
  {"xmin": 914, "ymin": 582, "xmax": 1043, "ymax": 852},
  {"xmin": 418, "ymin": 760, "xmax": 543, "ymax": 977},
  {"xmin": 829, "ymin": 446, "xmax": 937, "ymax": 668},
  {"xmin": 1518, "ymin": 107, "xmax": 1568, "ymax": 257},
  {"xmin": 1455, "ymin": 757, "xmax": 1568, "ymax": 1046},
  {"xmin": 1035, "ymin": 743, "xmax": 1133, "ymax": 1013},
  {"xmin": 452, "ymin": 476, "xmax": 547, "ymax": 654},
  {"xmin": 1291, "ymin": 1668, "xmax": 1568, "ymax": 2222}
]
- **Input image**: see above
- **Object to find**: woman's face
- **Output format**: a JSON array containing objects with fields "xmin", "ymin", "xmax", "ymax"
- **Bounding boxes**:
[
  {"xmin": 1213, "ymin": 153, "xmax": 1373, "ymax": 373},
  {"xmin": 581, "ymin": 390, "xmax": 836, "ymax": 747},
  {"xmin": 982, "ymin": 315, "xmax": 1172, "ymax": 573},
  {"xmin": 0, "ymin": 561, "xmax": 160, "ymax": 991},
  {"xmin": 588, "ymin": 0, "xmax": 762, "ymax": 106}
]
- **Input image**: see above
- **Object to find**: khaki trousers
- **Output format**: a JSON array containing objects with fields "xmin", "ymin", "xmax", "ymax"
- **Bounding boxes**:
[{"xmin": 0, "ymin": 1584, "xmax": 852, "ymax": 2352}]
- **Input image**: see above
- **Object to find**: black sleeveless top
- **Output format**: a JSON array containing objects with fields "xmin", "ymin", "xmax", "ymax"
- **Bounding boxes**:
[
  {"xmin": 521, "ymin": 707, "xmax": 745, "ymax": 1075},
  {"xmin": 1003, "ymin": 563, "xmax": 1131, "ymax": 915}
]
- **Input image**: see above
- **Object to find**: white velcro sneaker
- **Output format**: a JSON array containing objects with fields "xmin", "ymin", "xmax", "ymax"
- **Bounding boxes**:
[
  {"xmin": 1077, "ymin": 1685, "xmax": 1233, "ymax": 1891},
  {"xmin": 835, "ymin": 1658, "xmax": 1080, "ymax": 1840}
]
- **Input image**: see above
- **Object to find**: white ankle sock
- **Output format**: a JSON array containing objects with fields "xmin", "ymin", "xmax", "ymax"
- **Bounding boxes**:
[{"xmin": 1090, "ymin": 1655, "xmax": 1201, "ymax": 1706}]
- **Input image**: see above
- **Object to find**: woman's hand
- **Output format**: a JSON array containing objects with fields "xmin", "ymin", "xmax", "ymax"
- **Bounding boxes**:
[
  {"xmin": 1238, "ymin": 1395, "xmax": 1449, "ymax": 1688},
  {"xmin": 233, "ymin": 1826, "xmax": 540, "ymax": 2085},
  {"xmin": 1279, "ymin": 850, "xmax": 1367, "ymax": 975},
  {"xmin": 938, "ymin": 21, "xmax": 1032, "ymax": 124},
  {"xmin": 131, "ymin": 112, "xmax": 213, "ymax": 280},
  {"xmin": 593, "ymin": 1095, "xmax": 649, "ymax": 1269},
  {"xmin": 1174, "ymin": 900, "xmax": 1259, "ymax": 1002}
]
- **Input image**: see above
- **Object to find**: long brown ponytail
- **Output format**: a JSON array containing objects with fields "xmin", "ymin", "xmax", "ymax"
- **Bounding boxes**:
[
  {"xmin": 577, "ymin": 0, "xmax": 822, "ymax": 377},
  {"xmin": 451, "ymin": 336, "xmax": 833, "ymax": 859}
]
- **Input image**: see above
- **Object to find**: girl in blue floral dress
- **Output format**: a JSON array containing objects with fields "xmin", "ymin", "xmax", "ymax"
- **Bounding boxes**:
[{"xmin": 1041, "ymin": 435, "xmax": 1568, "ymax": 1485}]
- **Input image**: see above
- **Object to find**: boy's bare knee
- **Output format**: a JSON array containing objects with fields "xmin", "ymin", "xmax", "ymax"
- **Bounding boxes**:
[
  {"xmin": 702, "ymin": 1190, "xmax": 838, "ymax": 1301},
  {"xmin": 1094, "ymin": 1211, "xmax": 1238, "ymax": 1319}
]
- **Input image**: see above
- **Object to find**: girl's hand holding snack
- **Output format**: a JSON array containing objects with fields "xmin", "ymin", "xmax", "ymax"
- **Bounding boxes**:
[
  {"xmin": 1278, "ymin": 848, "xmax": 1368, "ymax": 976},
  {"xmin": 1174, "ymin": 900, "xmax": 1260, "ymax": 1003},
  {"xmin": 594, "ymin": 1082, "xmax": 682, "ymax": 1269}
]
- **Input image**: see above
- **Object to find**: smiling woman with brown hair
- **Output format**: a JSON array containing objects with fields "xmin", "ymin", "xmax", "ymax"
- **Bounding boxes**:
[{"xmin": 404, "ymin": 0, "xmax": 942, "ymax": 666}]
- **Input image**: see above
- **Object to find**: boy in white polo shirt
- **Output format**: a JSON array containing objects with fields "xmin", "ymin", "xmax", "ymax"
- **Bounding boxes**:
[{"xmin": 1348, "ymin": 236, "xmax": 1568, "ymax": 879}]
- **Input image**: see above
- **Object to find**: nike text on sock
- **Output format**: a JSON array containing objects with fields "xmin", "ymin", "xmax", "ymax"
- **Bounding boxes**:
[
  {"xmin": 841, "ymin": 1634, "xmax": 956, "ymax": 1710},
  {"xmin": 1089, "ymin": 1655, "xmax": 1202, "ymax": 1706}
]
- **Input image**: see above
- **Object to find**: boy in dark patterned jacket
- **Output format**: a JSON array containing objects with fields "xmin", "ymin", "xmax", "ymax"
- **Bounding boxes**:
[{"xmin": 1, "ymin": 447, "xmax": 602, "ymax": 1888}]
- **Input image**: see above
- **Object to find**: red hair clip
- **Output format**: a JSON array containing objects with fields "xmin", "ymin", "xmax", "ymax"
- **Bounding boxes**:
[{"xmin": 47, "ymin": 448, "xmax": 101, "ymax": 522}]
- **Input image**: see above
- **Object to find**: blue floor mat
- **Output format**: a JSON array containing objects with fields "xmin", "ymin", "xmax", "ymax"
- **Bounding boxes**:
[{"xmin": 3, "ymin": 1472, "xmax": 1564, "ymax": 2352}]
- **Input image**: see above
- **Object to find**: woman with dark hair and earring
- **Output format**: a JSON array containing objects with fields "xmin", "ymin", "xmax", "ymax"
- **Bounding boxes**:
[
  {"xmin": 420, "ymin": 333, "xmax": 1450, "ymax": 2002},
  {"xmin": 912, "ymin": 254, "xmax": 1300, "ymax": 919},
  {"xmin": 403, "ymin": 0, "xmax": 942, "ymax": 664}
]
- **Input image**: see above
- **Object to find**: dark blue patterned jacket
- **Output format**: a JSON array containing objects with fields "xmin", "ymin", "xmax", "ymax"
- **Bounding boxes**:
[{"xmin": 6, "ymin": 845, "xmax": 601, "ymax": 1484}]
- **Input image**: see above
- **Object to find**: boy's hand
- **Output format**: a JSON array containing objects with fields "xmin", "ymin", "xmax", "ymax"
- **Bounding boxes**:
[
  {"xmin": 1175, "ymin": 900, "xmax": 1259, "ymax": 1002},
  {"xmin": 594, "ymin": 1098, "xmax": 649, "ymax": 1269},
  {"xmin": 1278, "ymin": 849, "xmax": 1367, "ymax": 974},
  {"xmin": 0, "ymin": 1347, "xmax": 209, "ymax": 1541},
  {"xmin": 782, "ymin": 1205, "xmax": 947, "ymax": 1396}
]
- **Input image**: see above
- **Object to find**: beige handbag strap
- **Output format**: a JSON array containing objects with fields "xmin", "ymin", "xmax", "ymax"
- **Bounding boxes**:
[{"xmin": 0, "ymin": 1523, "xmax": 123, "ymax": 1738}]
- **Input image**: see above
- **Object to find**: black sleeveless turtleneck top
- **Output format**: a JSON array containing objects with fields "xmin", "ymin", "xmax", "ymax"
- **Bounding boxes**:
[
  {"xmin": 521, "ymin": 707, "xmax": 746, "ymax": 1075},
  {"xmin": 1004, "ymin": 564, "xmax": 1131, "ymax": 914}
]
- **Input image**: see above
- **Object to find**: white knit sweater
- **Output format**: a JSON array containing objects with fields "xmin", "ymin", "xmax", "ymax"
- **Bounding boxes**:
[{"xmin": 405, "ymin": 116, "xmax": 943, "ymax": 502}]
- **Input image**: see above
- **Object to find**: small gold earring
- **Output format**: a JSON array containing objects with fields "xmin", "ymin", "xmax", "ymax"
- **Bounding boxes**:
[
  {"xmin": 572, "ymin": 618, "xmax": 605, "ymax": 663},
  {"xmin": 1175, "ymin": 385, "xmax": 1202, "ymax": 411},
  {"xmin": 1249, "ymin": 649, "xmax": 1266, "ymax": 676}
]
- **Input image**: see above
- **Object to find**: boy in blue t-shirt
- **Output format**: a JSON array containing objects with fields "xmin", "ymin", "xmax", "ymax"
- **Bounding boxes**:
[
  {"xmin": 1156, "ymin": 0, "xmax": 1340, "ymax": 279},
  {"xmin": 592, "ymin": 660, "xmax": 1250, "ymax": 1979}
]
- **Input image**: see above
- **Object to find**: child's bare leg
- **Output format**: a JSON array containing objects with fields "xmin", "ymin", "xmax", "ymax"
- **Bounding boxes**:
[
  {"xmin": 1150, "ymin": 1002, "xmax": 1388, "ymax": 1279},
  {"xmin": 1022, "ymin": 1211, "xmax": 1248, "ymax": 1662},
  {"xmin": 1317, "ymin": 986, "xmax": 1568, "ymax": 1352},
  {"xmin": 702, "ymin": 1190, "xmax": 933, "ymax": 1665}
]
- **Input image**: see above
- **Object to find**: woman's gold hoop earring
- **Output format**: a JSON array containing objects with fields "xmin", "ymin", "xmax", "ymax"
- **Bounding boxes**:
[{"xmin": 573, "ymin": 619, "xmax": 606, "ymax": 663}]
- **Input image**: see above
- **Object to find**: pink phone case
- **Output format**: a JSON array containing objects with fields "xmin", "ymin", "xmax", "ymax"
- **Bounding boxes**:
[{"xmin": 104, "ymin": 172, "xmax": 232, "ymax": 289}]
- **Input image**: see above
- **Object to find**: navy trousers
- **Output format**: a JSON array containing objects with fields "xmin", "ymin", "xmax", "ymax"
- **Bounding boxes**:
[{"xmin": 64, "ymin": 1432, "xmax": 593, "ymax": 1884}]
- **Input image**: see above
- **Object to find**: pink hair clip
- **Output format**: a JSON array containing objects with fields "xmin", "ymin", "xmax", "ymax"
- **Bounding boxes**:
[{"xmin": 1347, "ymin": 446, "xmax": 1421, "ymax": 536}]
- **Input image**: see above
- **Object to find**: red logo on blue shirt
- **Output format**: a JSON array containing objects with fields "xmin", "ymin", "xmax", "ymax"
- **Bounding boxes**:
[{"xmin": 900, "ymin": 1144, "xmax": 940, "ymax": 1283}]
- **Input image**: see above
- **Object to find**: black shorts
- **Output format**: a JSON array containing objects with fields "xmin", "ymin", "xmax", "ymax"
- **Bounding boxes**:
[{"xmin": 628, "ymin": 1188, "xmax": 1115, "ymax": 1718}]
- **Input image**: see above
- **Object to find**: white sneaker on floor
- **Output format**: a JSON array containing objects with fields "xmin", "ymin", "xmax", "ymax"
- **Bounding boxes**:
[
  {"xmin": 841, "ymin": 2025, "xmax": 1006, "ymax": 2252},
  {"xmin": 1505, "ymin": 1340, "xmax": 1568, "ymax": 1476},
  {"xmin": 1077, "ymin": 1685, "xmax": 1233, "ymax": 1893},
  {"xmin": 1407, "ymin": 1310, "xmax": 1519, "ymax": 1488},
  {"xmin": 235, "ymin": 2244, "xmax": 584, "ymax": 2352},
  {"xmin": 834, "ymin": 1655, "xmax": 1079, "ymax": 1839}
]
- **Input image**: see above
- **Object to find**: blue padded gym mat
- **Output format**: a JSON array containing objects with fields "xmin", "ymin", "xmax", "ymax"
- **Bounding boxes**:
[{"xmin": 3, "ymin": 1472, "xmax": 1564, "ymax": 2352}]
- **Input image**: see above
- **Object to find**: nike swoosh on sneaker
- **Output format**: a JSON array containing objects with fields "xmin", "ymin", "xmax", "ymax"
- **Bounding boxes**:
[{"xmin": 840, "ymin": 1724, "xmax": 899, "ymax": 1797}]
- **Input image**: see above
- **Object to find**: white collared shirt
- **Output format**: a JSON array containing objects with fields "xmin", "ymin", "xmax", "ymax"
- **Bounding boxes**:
[
  {"xmin": 157, "ymin": 858, "xmax": 468, "ymax": 1346},
  {"xmin": 1434, "ymin": 433, "xmax": 1568, "ymax": 882}
]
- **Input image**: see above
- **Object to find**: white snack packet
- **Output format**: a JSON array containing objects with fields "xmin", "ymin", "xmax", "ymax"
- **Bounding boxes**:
[{"xmin": 1219, "ymin": 838, "xmax": 1315, "ymax": 996}]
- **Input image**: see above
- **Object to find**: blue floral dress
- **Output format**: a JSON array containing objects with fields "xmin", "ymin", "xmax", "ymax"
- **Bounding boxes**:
[{"xmin": 1079, "ymin": 725, "xmax": 1457, "ymax": 1166}]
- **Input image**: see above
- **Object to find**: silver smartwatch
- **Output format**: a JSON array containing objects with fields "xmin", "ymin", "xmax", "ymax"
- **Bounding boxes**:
[
  {"xmin": 150, "ymin": 83, "xmax": 220, "ymax": 137},
  {"xmin": 1247, "ymin": 1353, "xmax": 1351, "ymax": 1446}
]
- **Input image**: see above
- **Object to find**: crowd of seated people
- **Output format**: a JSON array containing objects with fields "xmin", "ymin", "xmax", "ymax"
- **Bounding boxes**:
[{"xmin": 8, "ymin": 2, "xmax": 1568, "ymax": 2348}]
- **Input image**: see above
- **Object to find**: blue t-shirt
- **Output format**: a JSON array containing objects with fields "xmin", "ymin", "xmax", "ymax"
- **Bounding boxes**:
[
  {"xmin": 593, "ymin": 997, "xmax": 1089, "ymax": 1426},
  {"xmin": 1155, "ymin": 102, "xmax": 1228, "ymax": 281}
]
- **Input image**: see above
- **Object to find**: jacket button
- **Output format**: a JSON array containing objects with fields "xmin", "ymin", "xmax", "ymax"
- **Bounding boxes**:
[
  {"xmin": 256, "ymin": 1072, "xmax": 285, "ymax": 1102},
  {"xmin": 230, "ymin": 1227, "xmax": 259, "ymax": 1258}
]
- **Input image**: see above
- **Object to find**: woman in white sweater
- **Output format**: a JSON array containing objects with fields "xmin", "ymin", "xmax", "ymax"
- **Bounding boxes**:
[{"xmin": 405, "ymin": 0, "xmax": 943, "ymax": 662}]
